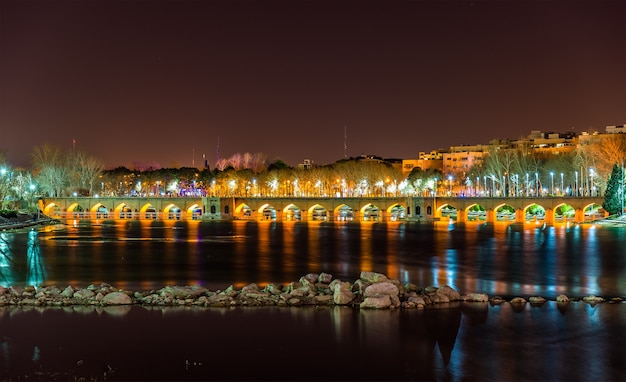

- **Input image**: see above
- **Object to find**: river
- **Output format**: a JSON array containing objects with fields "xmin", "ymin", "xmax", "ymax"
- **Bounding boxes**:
[{"xmin": 1, "ymin": 219, "xmax": 625, "ymax": 381}]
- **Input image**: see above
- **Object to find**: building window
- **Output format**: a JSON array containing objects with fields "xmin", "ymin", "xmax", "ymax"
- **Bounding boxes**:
[
  {"xmin": 416, "ymin": 206, "xmax": 421, "ymax": 215},
  {"xmin": 224, "ymin": 205, "xmax": 230, "ymax": 214}
]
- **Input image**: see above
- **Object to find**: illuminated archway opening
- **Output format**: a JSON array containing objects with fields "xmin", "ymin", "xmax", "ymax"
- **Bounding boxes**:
[
  {"xmin": 308, "ymin": 204, "xmax": 328, "ymax": 221},
  {"xmin": 360, "ymin": 204, "xmax": 379, "ymax": 221},
  {"xmin": 335, "ymin": 204, "xmax": 354, "ymax": 221},
  {"xmin": 283, "ymin": 204, "xmax": 301, "ymax": 221}
]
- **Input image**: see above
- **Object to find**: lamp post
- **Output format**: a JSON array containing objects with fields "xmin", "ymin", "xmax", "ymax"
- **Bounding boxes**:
[
  {"xmin": 550, "ymin": 172, "xmax": 554, "ymax": 195},
  {"xmin": 483, "ymin": 176, "xmax": 487, "ymax": 196},
  {"xmin": 535, "ymin": 172, "xmax": 539, "ymax": 196},
  {"xmin": 589, "ymin": 168, "xmax": 595, "ymax": 196},
  {"xmin": 448, "ymin": 175, "xmax": 453, "ymax": 196},
  {"xmin": 575, "ymin": 171, "xmax": 578, "ymax": 197},
  {"xmin": 29, "ymin": 184, "xmax": 38, "ymax": 219},
  {"xmin": 560, "ymin": 173, "xmax": 564, "ymax": 196},
  {"xmin": 476, "ymin": 176, "xmax": 479, "ymax": 196},
  {"xmin": 526, "ymin": 173, "xmax": 529, "ymax": 196}
]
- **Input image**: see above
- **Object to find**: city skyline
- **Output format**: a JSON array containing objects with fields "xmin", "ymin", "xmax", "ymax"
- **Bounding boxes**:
[{"xmin": 1, "ymin": 0, "xmax": 625, "ymax": 169}]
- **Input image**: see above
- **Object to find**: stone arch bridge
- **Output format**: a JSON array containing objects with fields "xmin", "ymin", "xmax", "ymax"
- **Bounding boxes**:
[{"xmin": 39, "ymin": 196, "xmax": 606, "ymax": 224}]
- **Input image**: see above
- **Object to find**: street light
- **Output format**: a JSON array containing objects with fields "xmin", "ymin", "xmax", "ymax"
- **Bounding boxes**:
[
  {"xmin": 589, "ymin": 168, "xmax": 595, "ymax": 196},
  {"xmin": 560, "ymin": 173, "xmax": 564, "ymax": 196},
  {"xmin": 535, "ymin": 172, "xmax": 539, "ymax": 196},
  {"xmin": 575, "ymin": 171, "xmax": 578, "ymax": 197},
  {"xmin": 448, "ymin": 175, "xmax": 453, "ymax": 195},
  {"xmin": 483, "ymin": 176, "xmax": 487, "ymax": 196},
  {"xmin": 526, "ymin": 173, "xmax": 529, "ymax": 196},
  {"xmin": 550, "ymin": 172, "xmax": 554, "ymax": 195},
  {"xmin": 29, "ymin": 184, "xmax": 38, "ymax": 219}
]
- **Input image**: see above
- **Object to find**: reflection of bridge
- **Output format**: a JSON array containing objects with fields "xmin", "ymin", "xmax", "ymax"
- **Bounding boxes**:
[{"xmin": 40, "ymin": 195, "xmax": 606, "ymax": 223}]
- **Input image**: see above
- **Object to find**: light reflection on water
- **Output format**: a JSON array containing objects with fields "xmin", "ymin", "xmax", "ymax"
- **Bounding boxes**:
[
  {"xmin": 0, "ymin": 220, "xmax": 625, "ymax": 299},
  {"xmin": 0, "ymin": 302, "xmax": 625, "ymax": 381}
]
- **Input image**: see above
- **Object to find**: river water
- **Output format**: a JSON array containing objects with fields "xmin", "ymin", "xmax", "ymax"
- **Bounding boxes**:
[{"xmin": 1, "ymin": 219, "xmax": 625, "ymax": 381}]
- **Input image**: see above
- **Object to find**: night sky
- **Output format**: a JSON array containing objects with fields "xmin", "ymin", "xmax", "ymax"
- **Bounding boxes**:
[{"xmin": 1, "ymin": 0, "xmax": 624, "ymax": 169}]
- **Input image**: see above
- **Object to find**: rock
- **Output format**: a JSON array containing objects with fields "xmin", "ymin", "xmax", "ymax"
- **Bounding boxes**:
[
  {"xmin": 73, "ymin": 289, "xmax": 95, "ymax": 300},
  {"xmin": 583, "ymin": 295, "xmax": 605, "ymax": 303},
  {"xmin": 351, "ymin": 279, "xmax": 370, "ymax": 295},
  {"xmin": 60, "ymin": 285, "xmax": 75, "ymax": 298},
  {"xmin": 490, "ymin": 296, "xmax": 506, "ymax": 305},
  {"xmin": 101, "ymin": 292, "xmax": 132, "ymax": 305},
  {"xmin": 510, "ymin": 297, "xmax": 527, "ymax": 304},
  {"xmin": 160, "ymin": 285, "xmax": 207, "ymax": 298},
  {"xmin": 430, "ymin": 293, "xmax": 450, "ymax": 304},
  {"xmin": 301, "ymin": 273, "xmax": 319, "ymax": 284},
  {"xmin": 363, "ymin": 282, "xmax": 399, "ymax": 298},
  {"xmin": 333, "ymin": 282, "xmax": 355, "ymax": 305},
  {"xmin": 318, "ymin": 272, "xmax": 333, "ymax": 284},
  {"xmin": 556, "ymin": 294, "xmax": 570, "ymax": 303},
  {"xmin": 529, "ymin": 296, "xmax": 547, "ymax": 304},
  {"xmin": 408, "ymin": 295, "xmax": 426, "ymax": 305},
  {"xmin": 315, "ymin": 295, "xmax": 333, "ymax": 303},
  {"xmin": 360, "ymin": 295, "xmax": 392, "ymax": 309},
  {"xmin": 437, "ymin": 285, "xmax": 461, "ymax": 301},
  {"xmin": 240, "ymin": 283, "xmax": 260, "ymax": 293},
  {"xmin": 9, "ymin": 286, "xmax": 24, "ymax": 297},
  {"xmin": 359, "ymin": 271, "xmax": 388, "ymax": 283},
  {"xmin": 464, "ymin": 293, "xmax": 489, "ymax": 302},
  {"xmin": 264, "ymin": 284, "xmax": 283, "ymax": 295}
]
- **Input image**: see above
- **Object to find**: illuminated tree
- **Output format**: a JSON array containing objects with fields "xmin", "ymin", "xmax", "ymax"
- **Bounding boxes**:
[{"xmin": 602, "ymin": 163, "xmax": 624, "ymax": 216}]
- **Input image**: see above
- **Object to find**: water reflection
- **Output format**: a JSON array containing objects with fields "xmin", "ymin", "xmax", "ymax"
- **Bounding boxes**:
[
  {"xmin": 1, "ymin": 221, "xmax": 625, "ymax": 300},
  {"xmin": 0, "ymin": 230, "xmax": 46, "ymax": 287},
  {"xmin": 1, "ymin": 302, "xmax": 624, "ymax": 381}
]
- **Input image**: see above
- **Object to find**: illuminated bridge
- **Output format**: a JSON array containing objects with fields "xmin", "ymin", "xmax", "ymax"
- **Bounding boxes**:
[{"xmin": 40, "ymin": 195, "xmax": 606, "ymax": 224}]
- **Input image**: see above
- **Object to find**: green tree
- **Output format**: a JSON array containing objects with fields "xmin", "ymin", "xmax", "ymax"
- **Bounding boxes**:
[{"xmin": 602, "ymin": 164, "xmax": 624, "ymax": 216}]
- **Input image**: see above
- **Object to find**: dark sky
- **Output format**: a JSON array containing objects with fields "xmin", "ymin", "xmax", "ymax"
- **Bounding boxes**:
[{"xmin": 1, "ymin": 0, "xmax": 624, "ymax": 169}]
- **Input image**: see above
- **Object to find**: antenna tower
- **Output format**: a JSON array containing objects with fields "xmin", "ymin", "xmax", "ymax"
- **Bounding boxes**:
[{"xmin": 344, "ymin": 126, "xmax": 347, "ymax": 159}]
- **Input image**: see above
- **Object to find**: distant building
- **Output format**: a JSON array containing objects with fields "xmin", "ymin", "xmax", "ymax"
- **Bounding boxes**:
[
  {"xmin": 298, "ymin": 159, "xmax": 313, "ymax": 170},
  {"xmin": 605, "ymin": 124, "xmax": 626, "ymax": 134}
]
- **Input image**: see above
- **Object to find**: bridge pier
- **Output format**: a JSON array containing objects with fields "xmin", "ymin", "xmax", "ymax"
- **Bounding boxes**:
[
  {"xmin": 545, "ymin": 209, "xmax": 554, "ymax": 224},
  {"xmin": 485, "ymin": 210, "xmax": 494, "ymax": 223}
]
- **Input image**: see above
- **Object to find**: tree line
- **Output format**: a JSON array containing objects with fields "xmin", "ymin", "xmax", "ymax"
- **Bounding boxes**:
[{"xmin": 2, "ymin": 134, "xmax": 626, "ymax": 215}]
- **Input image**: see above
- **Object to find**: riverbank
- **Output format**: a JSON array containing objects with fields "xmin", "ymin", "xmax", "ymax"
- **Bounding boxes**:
[
  {"xmin": 0, "ymin": 211, "xmax": 59, "ymax": 231},
  {"xmin": 0, "ymin": 272, "xmax": 622, "ymax": 310}
]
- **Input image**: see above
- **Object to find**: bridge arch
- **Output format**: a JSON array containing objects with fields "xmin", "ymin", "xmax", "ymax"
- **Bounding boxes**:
[
  {"xmin": 335, "ymin": 204, "xmax": 354, "ymax": 221},
  {"xmin": 258, "ymin": 203, "xmax": 277, "ymax": 221},
  {"xmin": 307, "ymin": 204, "xmax": 328, "ymax": 221},
  {"xmin": 140, "ymin": 203, "xmax": 158, "ymax": 220},
  {"xmin": 283, "ymin": 203, "xmax": 301, "ymax": 221},
  {"xmin": 359, "ymin": 203, "xmax": 380, "ymax": 221},
  {"xmin": 163, "ymin": 203, "xmax": 181, "ymax": 220},
  {"xmin": 386, "ymin": 203, "xmax": 406, "ymax": 221}
]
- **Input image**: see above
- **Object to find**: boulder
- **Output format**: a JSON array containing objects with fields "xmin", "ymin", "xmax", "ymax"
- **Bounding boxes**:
[
  {"xmin": 464, "ymin": 293, "xmax": 489, "ymax": 302},
  {"xmin": 359, "ymin": 271, "xmax": 388, "ymax": 283},
  {"xmin": 437, "ymin": 285, "xmax": 461, "ymax": 301},
  {"xmin": 318, "ymin": 272, "xmax": 333, "ymax": 284},
  {"xmin": 102, "ymin": 292, "xmax": 132, "ymax": 305},
  {"xmin": 333, "ymin": 282, "xmax": 355, "ymax": 305},
  {"xmin": 529, "ymin": 296, "xmax": 547, "ymax": 304},
  {"xmin": 556, "ymin": 294, "xmax": 570, "ymax": 303},
  {"xmin": 60, "ymin": 285, "xmax": 75, "ymax": 298},
  {"xmin": 363, "ymin": 282, "xmax": 399, "ymax": 298},
  {"xmin": 430, "ymin": 292, "xmax": 450, "ymax": 304},
  {"xmin": 583, "ymin": 295, "xmax": 605, "ymax": 303},
  {"xmin": 73, "ymin": 289, "xmax": 95, "ymax": 300}
]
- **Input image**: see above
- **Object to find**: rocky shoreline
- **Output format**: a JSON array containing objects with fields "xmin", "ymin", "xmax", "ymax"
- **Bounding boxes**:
[{"xmin": 0, "ymin": 272, "xmax": 622, "ymax": 309}]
